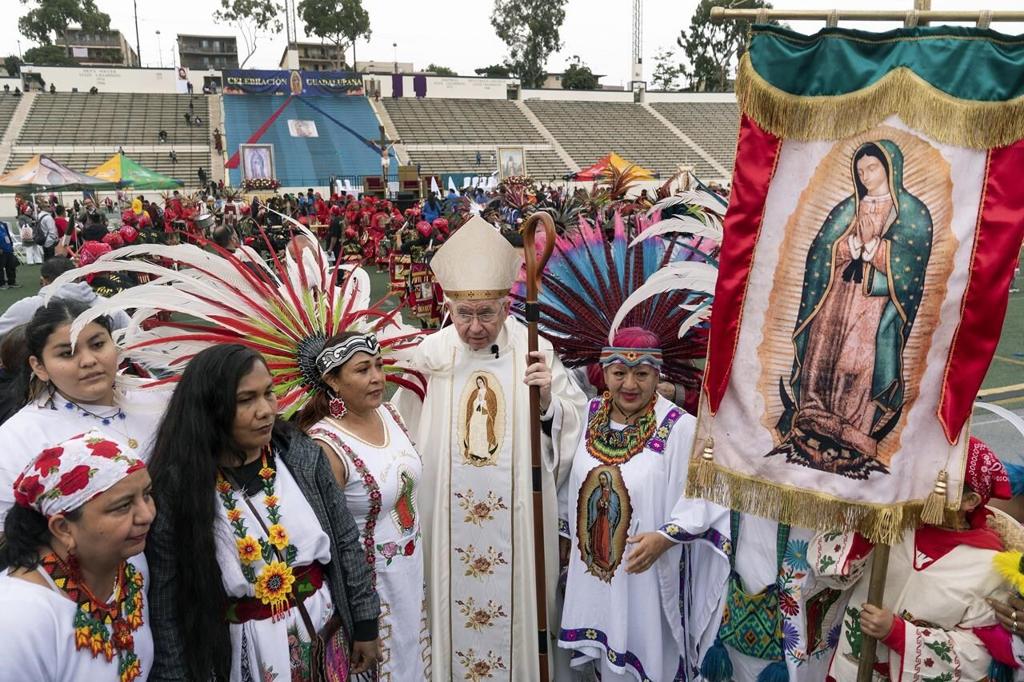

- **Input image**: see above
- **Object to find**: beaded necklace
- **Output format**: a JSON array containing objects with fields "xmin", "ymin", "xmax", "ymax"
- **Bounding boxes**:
[
  {"xmin": 40, "ymin": 552, "xmax": 145, "ymax": 682},
  {"xmin": 216, "ymin": 450, "xmax": 299, "ymax": 619},
  {"xmin": 585, "ymin": 393, "xmax": 658, "ymax": 465},
  {"xmin": 51, "ymin": 391, "xmax": 139, "ymax": 450}
]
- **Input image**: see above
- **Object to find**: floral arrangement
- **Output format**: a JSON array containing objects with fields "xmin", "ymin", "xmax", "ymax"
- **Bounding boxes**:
[{"xmin": 243, "ymin": 178, "xmax": 281, "ymax": 191}]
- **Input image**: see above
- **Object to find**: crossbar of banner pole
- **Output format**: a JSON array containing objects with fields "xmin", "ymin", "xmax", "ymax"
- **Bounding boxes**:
[{"xmin": 710, "ymin": 7, "xmax": 1024, "ymax": 23}]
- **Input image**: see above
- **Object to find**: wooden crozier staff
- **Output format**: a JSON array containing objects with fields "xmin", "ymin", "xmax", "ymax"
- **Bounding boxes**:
[{"xmin": 521, "ymin": 211, "xmax": 556, "ymax": 681}]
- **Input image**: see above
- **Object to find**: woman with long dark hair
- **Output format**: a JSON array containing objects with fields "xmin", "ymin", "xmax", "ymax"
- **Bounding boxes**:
[
  {"xmin": 0, "ymin": 430, "xmax": 156, "ymax": 681},
  {"xmin": 146, "ymin": 343, "xmax": 381, "ymax": 681},
  {"xmin": 0, "ymin": 298, "xmax": 167, "ymax": 524},
  {"xmin": 296, "ymin": 331, "xmax": 430, "ymax": 680}
]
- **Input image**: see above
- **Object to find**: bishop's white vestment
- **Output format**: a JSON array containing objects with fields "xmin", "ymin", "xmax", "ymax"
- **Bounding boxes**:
[{"xmin": 395, "ymin": 317, "xmax": 587, "ymax": 681}]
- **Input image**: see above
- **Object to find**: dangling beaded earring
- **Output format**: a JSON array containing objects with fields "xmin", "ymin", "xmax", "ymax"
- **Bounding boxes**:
[{"xmin": 329, "ymin": 392, "xmax": 348, "ymax": 419}]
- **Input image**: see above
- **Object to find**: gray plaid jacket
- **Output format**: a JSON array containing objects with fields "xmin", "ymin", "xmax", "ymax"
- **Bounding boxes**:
[{"xmin": 146, "ymin": 430, "xmax": 380, "ymax": 680}]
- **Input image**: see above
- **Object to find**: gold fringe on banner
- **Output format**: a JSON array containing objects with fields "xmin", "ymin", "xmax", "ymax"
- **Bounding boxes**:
[
  {"xmin": 735, "ymin": 53, "xmax": 1024, "ymax": 150},
  {"xmin": 685, "ymin": 461, "xmax": 952, "ymax": 545}
]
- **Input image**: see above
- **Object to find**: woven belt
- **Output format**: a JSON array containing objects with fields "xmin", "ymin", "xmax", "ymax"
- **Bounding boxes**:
[{"xmin": 224, "ymin": 562, "xmax": 326, "ymax": 624}]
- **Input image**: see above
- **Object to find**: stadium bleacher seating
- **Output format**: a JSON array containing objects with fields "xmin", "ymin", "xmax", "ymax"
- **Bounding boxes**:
[
  {"xmin": 17, "ymin": 93, "xmax": 210, "ymax": 146},
  {"xmin": 651, "ymin": 102, "xmax": 739, "ymax": 177},
  {"xmin": 4, "ymin": 150, "xmax": 209, "ymax": 185},
  {"xmin": 222, "ymin": 95, "xmax": 390, "ymax": 187},
  {"xmin": 0, "ymin": 94, "xmax": 20, "ymax": 140},
  {"xmin": 1, "ymin": 85, "xmax": 738, "ymax": 188},
  {"xmin": 405, "ymin": 149, "xmax": 569, "ymax": 180},
  {"xmin": 383, "ymin": 98, "xmax": 545, "ymax": 144},
  {"xmin": 525, "ymin": 100, "xmax": 716, "ymax": 178}
]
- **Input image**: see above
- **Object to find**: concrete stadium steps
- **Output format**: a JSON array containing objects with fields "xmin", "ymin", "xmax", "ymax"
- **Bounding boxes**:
[
  {"xmin": 222, "ymin": 95, "xmax": 390, "ymax": 187},
  {"xmin": 405, "ymin": 148, "xmax": 570, "ymax": 180},
  {"xmin": 17, "ymin": 93, "xmax": 211, "ymax": 147},
  {"xmin": 3, "ymin": 150, "xmax": 207, "ymax": 185},
  {"xmin": 650, "ymin": 102, "xmax": 739, "ymax": 178},
  {"xmin": 524, "ymin": 100, "xmax": 717, "ymax": 178},
  {"xmin": 383, "ymin": 98, "xmax": 546, "ymax": 145},
  {"xmin": 0, "ymin": 95, "xmax": 20, "ymax": 141}
]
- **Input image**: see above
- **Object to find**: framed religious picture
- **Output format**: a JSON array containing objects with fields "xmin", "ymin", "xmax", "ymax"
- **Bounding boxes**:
[
  {"xmin": 496, "ymin": 146, "xmax": 527, "ymax": 180},
  {"xmin": 287, "ymin": 119, "xmax": 319, "ymax": 138},
  {"xmin": 239, "ymin": 144, "xmax": 275, "ymax": 181}
]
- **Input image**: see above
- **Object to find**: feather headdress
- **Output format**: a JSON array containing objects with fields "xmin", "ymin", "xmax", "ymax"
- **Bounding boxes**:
[
  {"xmin": 47, "ymin": 216, "xmax": 427, "ymax": 417},
  {"xmin": 510, "ymin": 204, "xmax": 718, "ymax": 388}
]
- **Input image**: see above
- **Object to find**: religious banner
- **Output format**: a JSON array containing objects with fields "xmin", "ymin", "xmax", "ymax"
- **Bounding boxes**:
[
  {"xmin": 689, "ymin": 25, "xmax": 1024, "ymax": 543},
  {"xmin": 222, "ymin": 69, "xmax": 364, "ymax": 96}
]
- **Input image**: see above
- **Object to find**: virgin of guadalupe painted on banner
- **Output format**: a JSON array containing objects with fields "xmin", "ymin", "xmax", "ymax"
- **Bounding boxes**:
[
  {"xmin": 760, "ymin": 127, "xmax": 955, "ymax": 480},
  {"xmin": 460, "ymin": 372, "xmax": 504, "ymax": 466},
  {"xmin": 576, "ymin": 465, "xmax": 632, "ymax": 582}
]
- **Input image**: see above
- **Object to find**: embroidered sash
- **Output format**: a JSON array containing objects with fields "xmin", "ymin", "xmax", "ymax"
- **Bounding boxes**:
[{"xmin": 448, "ymin": 354, "xmax": 515, "ymax": 680}]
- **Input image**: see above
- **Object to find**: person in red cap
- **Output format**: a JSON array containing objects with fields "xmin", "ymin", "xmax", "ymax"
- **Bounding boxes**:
[{"xmin": 809, "ymin": 436, "xmax": 1017, "ymax": 681}]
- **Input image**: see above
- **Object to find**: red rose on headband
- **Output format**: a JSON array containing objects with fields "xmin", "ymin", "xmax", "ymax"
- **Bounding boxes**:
[
  {"xmin": 56, "ymin": 465, "xmax": 94, "ymax": 496},
  {"xmin": 13, "ymin": 475, "xmax": 45, "ymax": 507},
  {"xmin": 34, "ymin": 447, "xmax": 64, "ymax": 475}
]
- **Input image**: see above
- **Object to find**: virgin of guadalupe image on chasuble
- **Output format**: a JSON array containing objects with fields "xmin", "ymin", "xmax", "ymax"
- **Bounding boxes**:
[
  {"xmin": 688, "ymin": 24, "xmax": 1024, "ymax": 543},
  {"xmin": 460, "ymin": 371, "xmax": 505, "ymax": 466}
]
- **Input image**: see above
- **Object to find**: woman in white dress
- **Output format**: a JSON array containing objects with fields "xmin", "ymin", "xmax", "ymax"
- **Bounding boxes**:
[
  {"xmin": 297, "ymin": 331, "xmax": 431, "ymax": 681},
  {"xmin": 0, "ymin": 298, "xmax": 168, "ymax": 524},
  {"xmin": 0, "ymin": 430, "xmax": 156, "ymax": 682},
  {"xmin": 558, "ymin": 327, "xmax": 727, "ymax": 682},
  {"xmin": 146, "ymin": 343, "xmax": 381, "ymax": 682}
]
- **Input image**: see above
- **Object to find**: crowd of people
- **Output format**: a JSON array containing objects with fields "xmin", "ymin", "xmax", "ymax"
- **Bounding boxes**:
[{"xmin": 0, "ymin": 168, "xmax": 1019, "ymax": 682}]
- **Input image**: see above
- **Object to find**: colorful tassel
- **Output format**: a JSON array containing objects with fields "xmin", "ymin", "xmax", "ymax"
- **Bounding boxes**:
[
  {"xmin": 700, "ymin": 638, "xmax": 733, "ymax": 682},
  {"xmin": 757, "ymin": 659, "xmax": 789, "ymax": 682},
  {"xmin": 990, "ymin": 660, "xmax": 1014, "ymax": 682},
  {"xmin": 919, "ymin": 469, "xmax": 948, "ymax": 525}
]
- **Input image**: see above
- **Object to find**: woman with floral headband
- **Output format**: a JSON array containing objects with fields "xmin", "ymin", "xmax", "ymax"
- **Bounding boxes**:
[
  {"xmin": 145, "ymin": 344, "xmax": 381, "ymax": 681},
  {"xmin": 558, "ymin": 327, "xmax": 728, "ymax": 682},
  {"xmin": 0, "ymin": 430, "xmax": 155, "ymax": 682},
  {"xmin": 0, "ymin": 298, "xmax": 168, "ymax": 525},
  {"xmin": 296, "ymin": 331, "xmax": 430, "ymax": 680}
]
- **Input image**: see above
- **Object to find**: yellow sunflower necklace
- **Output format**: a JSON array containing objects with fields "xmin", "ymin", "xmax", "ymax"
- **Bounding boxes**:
[{"xmin": 217, "ymin": 451, "xmax": 299, "ymax": 619}]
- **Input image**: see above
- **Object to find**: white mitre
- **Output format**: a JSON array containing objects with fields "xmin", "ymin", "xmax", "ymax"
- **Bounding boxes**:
[{"xmin": 430, "ymin": 216, "xmax": 522, "ymax": 301}]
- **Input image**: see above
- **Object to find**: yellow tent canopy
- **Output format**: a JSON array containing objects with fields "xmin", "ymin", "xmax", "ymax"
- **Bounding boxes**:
[
  {"xmin": 574, "ymin": 152, "xmax": 655, "ymax": 181},
  {"xmin": 87, "ymin": 153, "xmax": 183, "ymax": 190}
]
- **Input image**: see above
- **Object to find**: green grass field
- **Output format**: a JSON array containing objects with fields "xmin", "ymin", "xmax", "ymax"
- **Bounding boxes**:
[{"xmin": 2, "ymin": 262, "xmax": 1022, "ymax": 405}]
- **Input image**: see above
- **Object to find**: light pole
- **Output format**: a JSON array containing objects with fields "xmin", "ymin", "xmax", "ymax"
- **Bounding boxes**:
[
  {"xmin": 132, "ymin": 0, "xmax": 141, "ymax": 68},
  {"xmin": 155, "ymin": 31, "xmax": 163, "ymax": 68}
]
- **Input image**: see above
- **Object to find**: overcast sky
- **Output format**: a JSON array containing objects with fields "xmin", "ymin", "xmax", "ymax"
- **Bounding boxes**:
[{"xmin": 3, "ymin": 0, "xmax": 1022, "ymax": 87}]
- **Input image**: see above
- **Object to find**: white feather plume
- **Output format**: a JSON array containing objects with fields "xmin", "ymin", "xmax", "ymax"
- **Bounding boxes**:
[{"xmin": 608, "ymin": 261, "xmax": 718, "ymax": 343}]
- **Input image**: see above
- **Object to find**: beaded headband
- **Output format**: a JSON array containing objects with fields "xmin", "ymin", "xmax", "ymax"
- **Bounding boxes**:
[
  {"xmin": 599, "ymin": 346, "xmax": 663, "ymax": 369},
  {"xmin": 315, "ymin": 334, "xmax": 381, "ymax": 377}
]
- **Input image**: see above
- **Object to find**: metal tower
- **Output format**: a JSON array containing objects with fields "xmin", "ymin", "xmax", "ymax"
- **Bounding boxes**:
[{"xmin": 631, "ymin": 0, "xmax": 644, "ymax": 90}]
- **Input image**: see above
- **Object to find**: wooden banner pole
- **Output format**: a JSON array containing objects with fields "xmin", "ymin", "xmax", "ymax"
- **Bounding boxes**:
[{"xmin": 856, "ymin": 544, "xmax": 892, "ymax": 682}]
